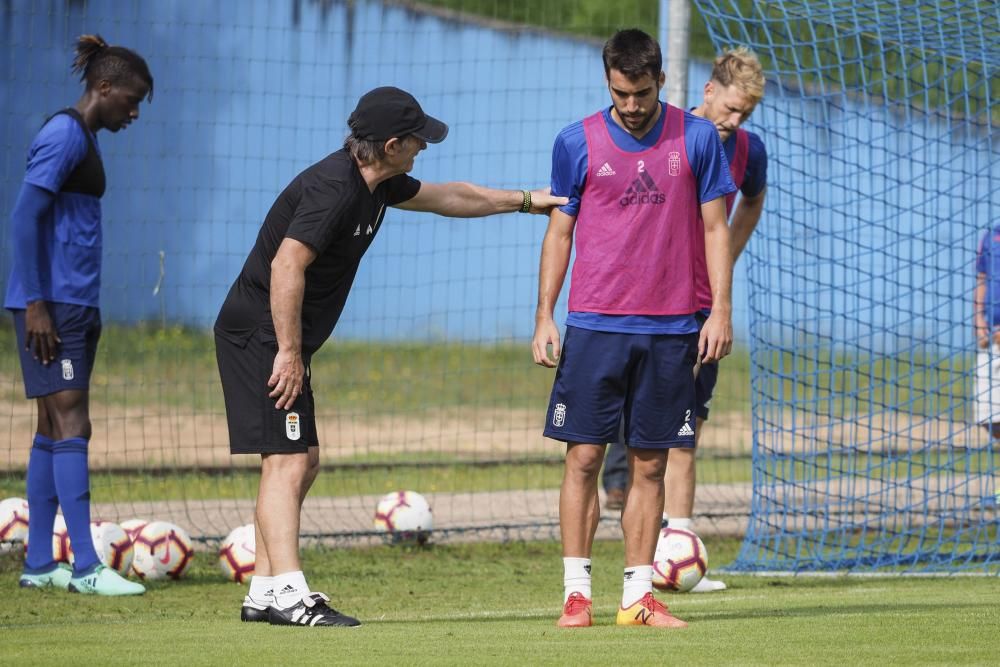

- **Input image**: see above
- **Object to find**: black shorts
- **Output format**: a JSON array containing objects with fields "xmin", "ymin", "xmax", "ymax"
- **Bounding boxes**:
[{"xmin": 215, "ymin": 330, "xmax": 318, "ymax": 454}]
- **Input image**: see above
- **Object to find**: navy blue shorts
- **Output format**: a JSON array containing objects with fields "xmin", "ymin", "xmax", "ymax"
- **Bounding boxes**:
[
  {"xmin": 695, "ymin": 360, "xmax": 719, "ymax": 420},
  {"xmin": 215, "ymin": 330, "xmax": 319, "ymax": 455},
  {"xmin": 11, "ymin": 304, "xmax": 101, "ymax": 398},
  {"xmin": 543, "ymin": 326, "xmax": 698, "ymax": 449}
]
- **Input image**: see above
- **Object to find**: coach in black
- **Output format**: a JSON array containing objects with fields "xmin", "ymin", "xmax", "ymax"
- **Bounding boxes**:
[{"xmin": 215, "ymin": 86, "xmax": 565, "ymax": 628}]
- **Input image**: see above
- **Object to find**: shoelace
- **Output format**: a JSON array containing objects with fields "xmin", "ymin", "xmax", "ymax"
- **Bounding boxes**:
[
  {"xmin": 639, "ymin": 592, "xmax": 669, "ymax": 614},
  {"xmin": 301, "ymin": 592, "xmax": 331, "ymax": 609},
  {"xmin": 564, "ymin": 593, "xmax": 591, "ymax": 614}
]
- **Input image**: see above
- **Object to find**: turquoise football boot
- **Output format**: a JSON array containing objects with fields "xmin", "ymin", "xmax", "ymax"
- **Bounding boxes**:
[
  {"xmin": 19, "ymin": 563, "xmax": 72, "ymax": 590},
  {"xmin": 68, "ymin": 564, "xmax": 146, "ymax": 596}
]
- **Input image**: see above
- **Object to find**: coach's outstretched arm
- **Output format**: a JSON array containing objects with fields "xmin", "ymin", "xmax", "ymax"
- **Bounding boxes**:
[
  {"xmin": 396, "ymin": 183, "xmax": 567, "ymax": 217},
  {"xmin": 532, "ymin": 209, "xmax": 576, "ymax": 368},
  {"xmin": 700, "ymin": 196, "xmax": 734, "ymax": 363}
]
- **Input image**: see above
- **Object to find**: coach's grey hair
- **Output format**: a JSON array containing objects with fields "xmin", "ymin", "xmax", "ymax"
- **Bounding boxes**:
[{"xmin": 343, "ymin": 134, "xmax": 387, "ymax": 164}]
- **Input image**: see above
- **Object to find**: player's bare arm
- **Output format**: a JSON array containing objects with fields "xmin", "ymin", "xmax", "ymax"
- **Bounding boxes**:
[
  {"xmin": 532, "ymin": 208, "xmax": 576, "ymax": 368},
  {"xmin": 396, "ymin": 182, "xmax": 568, "ymax": 217},
  {"xmin": 269, "ymin": 237, "xmax": 317, "ymax": 410},
  {"xmin": 730, "ymin": 185, "xmax": 766, "ymax": 261},
  {"xmin": 975, "ymin": 272, "xmax": 991, "ymax": 348},
  {"xmin": 700, "ymin": 196, "xmax": 734, "ymax": 364}
]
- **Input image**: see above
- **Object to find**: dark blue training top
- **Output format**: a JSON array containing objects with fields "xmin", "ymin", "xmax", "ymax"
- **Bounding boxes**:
[{"xmin": 5, "ymin": 110, "xmax": 105, "ymax": 309}]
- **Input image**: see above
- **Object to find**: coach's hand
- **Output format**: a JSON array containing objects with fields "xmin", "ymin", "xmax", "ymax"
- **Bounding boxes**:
[
  {"xmin": 269, "ymin": 348, "xmax": 304, "ymax": 410},
  {"xmin": 25, "ymin": 300, "xmax": 60, "ymax": 365},
  {"xmin": 532, "ymin": 317, "xmax": 562, "ymax": 368},
  {"xmin": 698, "ymin": 311, "xmax": 733, "ymax": 364},
  {"xmin": 527, "ymin": 187, "xmax": 570, "ymax": 215}
]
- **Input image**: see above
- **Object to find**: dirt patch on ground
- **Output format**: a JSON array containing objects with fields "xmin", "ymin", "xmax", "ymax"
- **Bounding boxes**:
[
  {"xmin": 84, "ymin": 483, "xmax": 754, "ymax": 545},
  {"xmin": 0, "ymin": 400, "xmax": 755, "ymax": 470}
]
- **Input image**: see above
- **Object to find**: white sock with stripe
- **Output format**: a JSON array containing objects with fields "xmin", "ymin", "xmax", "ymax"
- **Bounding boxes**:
[
  {"xmin": 563, "ymin": 557, "xmax": 592, "ymax": 602},
  {"xmin": 622, "ymin": 565, "xmax": 654, "ymax": 607},
  {"xmin": 272, "ymin": 570, "xmax": 310, "ymax": 609},
  {"xmin": 247, "ymin": 575, "xmax": 274, "ymax": 607}
]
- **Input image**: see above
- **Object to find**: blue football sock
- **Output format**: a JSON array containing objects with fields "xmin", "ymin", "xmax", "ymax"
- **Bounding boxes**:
[
  {"xmin": 24, "ymin": 434, "xmax": 58, "ymax": 572},
  {"xmin": 52, "ymin": 437, "xmax": 99, "ymax": 573}
]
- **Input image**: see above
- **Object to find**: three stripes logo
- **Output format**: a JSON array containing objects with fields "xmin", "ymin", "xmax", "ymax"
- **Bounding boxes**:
[
  {"xmin": 619, "ymin": 170, "xmax": 665, "ymax": 208},
  {"xmin": 596, "ymin": 162, "xmax": 616, "ymax": 176}
]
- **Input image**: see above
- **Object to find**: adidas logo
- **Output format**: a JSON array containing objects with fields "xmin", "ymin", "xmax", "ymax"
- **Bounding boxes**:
[
  {"xmin": 354, "ymin": 225, "xmax": 361, "ymax": 236},
  {"xmin": 678, "ymin": 422, "xmax": 694, "ymax": 437},
  {"xmin": 596, "ymin": 162, "xmax": 616, "ymax": 176},
  {"xmin": 620, "ymin": 171, "xmax": 665, "ymax": 208},
  {"xmin": 278, "ymin": 584, "xmax": 298, "ymax": 595}
]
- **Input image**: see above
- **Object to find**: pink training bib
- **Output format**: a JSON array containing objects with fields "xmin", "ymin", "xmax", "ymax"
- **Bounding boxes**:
[{"xmin": 569, "ymin": 104, "xmax": 701, "ymax": 316}]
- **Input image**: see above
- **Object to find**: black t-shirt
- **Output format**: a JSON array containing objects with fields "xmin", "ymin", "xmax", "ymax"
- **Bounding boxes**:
[{"xmin": 215, "ymin": 149, "xmax": 421, "ymax": 354}]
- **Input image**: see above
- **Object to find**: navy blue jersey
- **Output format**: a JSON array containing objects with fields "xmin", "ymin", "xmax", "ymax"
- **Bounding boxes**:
[
  {"xmin": 724, "ymin": 128, "xmax": 767, "ymax": 198},
  {"xmin": 977, "ymin": 226, "xmax": 1000, "ymax": 327},
  {"xmin": 5, "ymin": 112, "xmax": 104, "ymax": 309}
]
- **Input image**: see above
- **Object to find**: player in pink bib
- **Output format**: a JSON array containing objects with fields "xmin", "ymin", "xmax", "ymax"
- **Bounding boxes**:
[
  {"xmin": 602, "ymin": 48, "xmax": 769, "ymax": 593},
  {"xmin": 532, "ymin": 29, "xmax": 736, "ymax": 628}
]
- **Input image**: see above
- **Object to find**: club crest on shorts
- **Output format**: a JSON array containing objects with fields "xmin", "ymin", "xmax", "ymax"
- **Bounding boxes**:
[
  {"xmin": 60, "ymin": 359, "xmax": 74, "ymax": 381},
  {"xmin": 552, "ymin": 403, "xmax": 567, "ymax": 427},
  {"xmin": 285, "ymin": 412, "xmax": 301, "ymax": 441}
]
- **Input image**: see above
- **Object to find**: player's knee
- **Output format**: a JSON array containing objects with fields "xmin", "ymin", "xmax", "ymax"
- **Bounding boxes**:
[
  {"xmin": 631, "ymin": 455, "xmax": 667, "ymax": 482},
  {"xmin": 49, "ymin": 413, "xmax": 91, "ymax": 441},
  {"xmin": 302, "ymin": 451, "xmax": 320, "ymax": 484},
  {"xmin": 262, "ymin": 451, "xmax": 311, "ymax": 481},
  {"xmin": 567, "ymin": 446, "xmax": 605, "ymax": 478}
]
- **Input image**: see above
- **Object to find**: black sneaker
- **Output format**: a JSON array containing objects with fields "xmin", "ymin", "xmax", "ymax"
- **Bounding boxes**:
[
  {"xmin": 268, "ymin": 592, "xmax": 361, "ymax": 627},
  {"xmin": 241, "ymin": 603, "xmax": 270, "ymax": 623},
  {"xmin": 241, "ymin": 594, "xmax": 271, "ymax": 622}
]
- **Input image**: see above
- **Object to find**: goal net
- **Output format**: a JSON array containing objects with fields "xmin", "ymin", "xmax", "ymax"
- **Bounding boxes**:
[{"xmin": 692, "ymin": 0, "xmax": 999, "ymax": 573}]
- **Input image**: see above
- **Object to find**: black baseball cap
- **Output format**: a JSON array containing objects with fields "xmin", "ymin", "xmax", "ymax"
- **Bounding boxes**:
[{"xmin": 347, "ymin": 86, "xmax": 448, "ymax": 144}]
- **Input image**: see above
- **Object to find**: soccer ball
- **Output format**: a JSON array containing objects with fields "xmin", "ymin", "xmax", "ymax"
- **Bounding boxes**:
[
  {"xmin": 0, "ymin": 497, "xmax": 29, "ymax": 551},
  {"xmin": 652, "ymin": 527, "xmax": 708, "ymax": 593},
  {"xmin": 120, "ymin": 518, "xmax": 149, "ymax": 542},
  {"xmin": 132, "ymin": 521, "xmax": 195, "ymax": 580},
  {"xmin": 374, "ymin": 490, "xmax": 433, "ymax": 544},
  {"xmin": 52, "ymin": 514, "xmax": 72, "ymax": 563},
  {"xmin": 218, "ymin": 523, "xmax": 256, "ymax": 584},
  {"xmin": 21, "ymin": 514, "xmax": 71, "ymax": 561},
  {"xmin": 90, "ymin": 521, "xmax": 134, "ymax": 575}
]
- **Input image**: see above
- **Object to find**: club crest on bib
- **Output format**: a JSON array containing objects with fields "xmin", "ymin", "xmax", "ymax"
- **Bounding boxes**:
[
  {"xmin": 285, "ymin": 412, "xmax": 301, "ymax": 440},
  {"xmin": 668, "ymin": 151, "xmax": 681, "ymax": 176},
  {"xmin": 61, "ymin": 359, "xmax": 74, "ymax": 381}
]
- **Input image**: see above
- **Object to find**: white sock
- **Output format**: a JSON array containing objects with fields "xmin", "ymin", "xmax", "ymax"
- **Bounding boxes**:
[
  {"xmin": 669, "ymin": 517, "xmax": 693, "ymax": 530},
  {"xmin": 246, "ymin": 575, "xmax": 274, "ymax": 606},
  {"xmin": 272, "ymin": 570, "xmax": 310, "ymax": 609},
  {"xmin": 622, "ymin": 565, "xmax": 653, "ymax": 607},
  {"xmin": 563, "ymin": 557, "xmax": 592, "ymax": 602}
]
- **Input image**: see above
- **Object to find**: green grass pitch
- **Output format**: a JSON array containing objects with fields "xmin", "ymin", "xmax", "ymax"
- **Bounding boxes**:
[{"xmin": 2, "ymin": 538, "xmax": 997, "ymax": 666}]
